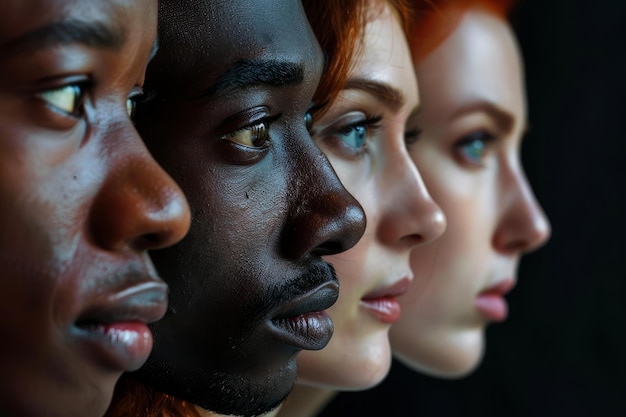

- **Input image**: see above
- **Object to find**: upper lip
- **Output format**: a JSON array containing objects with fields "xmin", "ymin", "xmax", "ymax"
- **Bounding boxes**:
[
  {"xmin": 75, "ymin": 280, "xmax": 168, "ymax": 327},
  {"xmin": 478, "ymin": 278, "xmax": 516, "ymax": 296},
  {"xmin": 362, "ymin": 276, "xmax": 412, "ymax": 301},
  {"xmin": 271, "ymin": 280, "xmax": 339, "ymax": 320}
]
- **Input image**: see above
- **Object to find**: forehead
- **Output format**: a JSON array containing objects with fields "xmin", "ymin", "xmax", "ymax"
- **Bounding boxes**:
[
  {"xmin": 416, "ymin": 9, "xmax": 525, "ymax": 116},
  {"xmin": 351, "ymin": 4, "xmax": 418, "ymax": 104},
  {"xmin": 0, "ymin": 0, "xmax": 142, "ymax": 45},
  {"xmin": 159, "ymin": 0, "xmax": 321, "ymax": 87}
]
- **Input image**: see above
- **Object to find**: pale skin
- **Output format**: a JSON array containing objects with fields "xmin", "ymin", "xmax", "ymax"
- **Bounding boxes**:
[
  {"xmin": 391, "ymin": 8, "xmax": 551, "ymax": 377},
  {"xmin": 278, "ymin": 2, "xmax": 445, "ymax": 416}
]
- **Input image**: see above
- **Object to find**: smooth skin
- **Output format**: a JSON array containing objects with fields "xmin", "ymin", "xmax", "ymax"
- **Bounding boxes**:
[
  {"xmin": 280, "ymin": 2, "xmax": 445, "ymax": 416},
  {"xmin": 391, "ymin": 9, "xmax": 551, "ymax": 377}
]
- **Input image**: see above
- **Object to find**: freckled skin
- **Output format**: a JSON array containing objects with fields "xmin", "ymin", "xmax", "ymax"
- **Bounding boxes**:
[
  {"xmin": 0, "ymin": 1, "xmax": 190, "ymax": 416},
  {"xmin": 130, "ymin": 0, "xmax": 366, "ymax": 416}
]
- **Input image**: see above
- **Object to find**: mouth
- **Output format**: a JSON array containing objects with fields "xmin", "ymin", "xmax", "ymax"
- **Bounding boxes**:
[
  {"xmin": 475, "ymin": 278, "xmax": 515, "ymax": 322},
  {"xmin": 73, "ymin": 281, "xmax": 168, "ymax": 371},
  {"xmin": 360, "ymin": 277, "xmax": 412, "ymax": 324},
  {"xmin": 269, "ymin": 280, "xmax": 339, "ymax": 351}
]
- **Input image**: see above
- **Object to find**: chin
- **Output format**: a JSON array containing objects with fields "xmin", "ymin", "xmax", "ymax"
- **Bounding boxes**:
[
  {"xmin": 297, "ymin": 328, "xmax": 393, "ymax": 390},
  {"xmin": 393, "ymin": 328, "xmax": 485, "ymax": 379}
]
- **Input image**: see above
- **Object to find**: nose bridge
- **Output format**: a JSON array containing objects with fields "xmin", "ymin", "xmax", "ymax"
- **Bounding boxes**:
[
  {"xmin": 90, "ymin": 117, "xmax": 190, "ymax": 253},
  {"xmin": 378, "ymin": 147, "xmax": 446, "ymax": 249},
  {"xmin": 280, "ymin": 139, "xmax": 365, "ymax": 260},
  {"xmin": 494, "ymin": 157, "xmax": 551, "ymax": 254}
]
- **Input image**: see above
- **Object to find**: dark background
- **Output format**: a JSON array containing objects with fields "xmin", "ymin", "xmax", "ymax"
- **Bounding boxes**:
[{"xmin": 320, "ymin": 0, "xmax": 626, "ymax": 415}]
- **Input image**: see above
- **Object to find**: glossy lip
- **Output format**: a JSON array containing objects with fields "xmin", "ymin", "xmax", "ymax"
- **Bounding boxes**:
[
  {"xmin": 269, "ymin": 280, "xmax": 339, "ymax": 351},
  {"xmin": 73, "ymin": 280, "xmax": 168, "ymax": 372},
  {"xmin": 475, "ymin": 278, "xmax": 515, "ymax": 322},
  {"xmin": 360, "ymin": 277, "xmax": 412, "ymax": 324}
]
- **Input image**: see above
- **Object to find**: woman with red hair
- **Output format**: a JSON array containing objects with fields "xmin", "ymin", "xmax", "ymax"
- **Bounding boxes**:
[
  {"xmin": 390, "ymin": 0, "xmax": 550, "ymax": 378},
  {"xmin": 278, "ymin": 0, "xmax": 447, "ymax": 416}
]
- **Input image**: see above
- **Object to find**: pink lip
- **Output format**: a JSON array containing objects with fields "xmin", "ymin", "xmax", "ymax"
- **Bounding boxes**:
[
  {"xmin": 75, "ymin": 280, "xmax": 168, "ymax": 371},
  {"xmin": 475, "ymin": 278, "xmax": 515, "ymax": 322},
  {"xmin": 360, "ymin": 277, "xmax": 411, "ymax": 324}
]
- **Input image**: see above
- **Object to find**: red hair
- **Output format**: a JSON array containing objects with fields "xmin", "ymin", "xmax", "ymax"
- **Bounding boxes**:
[
  {"xmin": 408, "ymin": 0, "xmax": 516, "ymax": 63},
  {"xmin": 105, "ymin": 377, "xmax": 202, "ymax": 417},
  {"xmin": 303, "ymin": 0, "xmax": 416, "ymax": 117}
]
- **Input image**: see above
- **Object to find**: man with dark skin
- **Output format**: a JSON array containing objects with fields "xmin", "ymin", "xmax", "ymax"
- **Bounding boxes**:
[
  {"xmin": 0, "ymin": 0, "xmax": 191, "ymax": 416},
  {"xmin": 122, "ymin": 0, "xmax": 366, "ymax": 416}
]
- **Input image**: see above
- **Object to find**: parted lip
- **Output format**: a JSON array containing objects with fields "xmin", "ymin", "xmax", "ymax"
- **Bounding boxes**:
[
  {"xmin": 361, "ymin": 277, "xmax": 412, "ymax": 301},
  {"xmin": 75, "ymin": 280, "xmax": 169, "ymax": 327}
]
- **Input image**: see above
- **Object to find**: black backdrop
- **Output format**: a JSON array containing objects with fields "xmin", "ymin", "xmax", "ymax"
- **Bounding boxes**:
[{"xmin": 319, "ymin": 1, "xmax": 626, "ymax": 416}]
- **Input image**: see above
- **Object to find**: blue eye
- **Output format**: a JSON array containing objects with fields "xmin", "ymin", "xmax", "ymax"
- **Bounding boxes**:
[
  {"xmin": 335, "ymin": 115, "xmax": 382, "ymax": 150},
  {"xmin": 338, "ymin": 124, "xmax": 367, "ymax": 149},
  {"xmin": 455, "ymin": 131, "xmax": 494, "ymax": 166}
]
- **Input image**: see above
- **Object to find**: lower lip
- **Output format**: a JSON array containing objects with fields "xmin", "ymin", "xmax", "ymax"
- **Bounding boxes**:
[
  {"xmin": 270, "ymin": 311, "xmax": 334, "ymax": 351},
  {"xmin": 76, "ymin": 321, "xmax": 154, "ymax": 371},
  {"xmin": 475, "ymin": 293, "xmax": 508, "ymax": 321},
  {"xmin": 360, "ymin": 297, "xmax": 401, "ymax": 323}
]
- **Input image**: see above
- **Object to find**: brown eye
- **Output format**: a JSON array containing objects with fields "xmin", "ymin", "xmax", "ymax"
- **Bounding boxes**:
[
  {"xmin": 304, "ymin": 111, "xmax": 314, "ymax": 132},
  {"xmin": 37, "ymin": 85, "xmax": 84, "ymax": 116},
  {"xmin": 222, "ymin": 122, "xmax": 270, "ymax": 148}
]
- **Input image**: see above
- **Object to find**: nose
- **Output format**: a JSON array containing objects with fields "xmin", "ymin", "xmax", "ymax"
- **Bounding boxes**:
[
  {"xmin": 378, "ymin": 151, "xmax": 446, "ymax": 249},
  {"xmin": 280, "ymin": 142, "xmax": 366, "ymax": 259},
  {"xmin": 492, "ymin": 161, "xmax": 551, "ymax": 254},
  {"xmin": 90, "ymin": 120, "xmax": 191, "ymax": 253}
]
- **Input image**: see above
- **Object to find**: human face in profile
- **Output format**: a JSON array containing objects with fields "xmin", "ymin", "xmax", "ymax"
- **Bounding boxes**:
[
  {"xmin": 294, "ymin": 0, "xmax": 445, "ymax": 391},
  {"xmin": 0, "ymin": 0, "xmax": 190, "ymax": 416},
  {"xmin": 131, "ymin": 0, "xmax": 366, "ymax": 415},
  {"xmin": 391, "ymin": 9, "xmax": 551, "ymax": 377}
]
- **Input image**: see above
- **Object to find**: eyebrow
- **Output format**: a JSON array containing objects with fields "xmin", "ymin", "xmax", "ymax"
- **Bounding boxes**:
[
  {"xmin": 450, "ymin": 100, "xmax": 516, "ymax": 131},
  {"xmin": 1, "ymin": 19, "xmax": 124, "ymax": 57},
  {"xmin": 343, "ymin": 78, "xmax": 406, "ymax": 113},
  {"xmin": 197, "ymin": 59, "xmax": 305, "ymax": 99}
]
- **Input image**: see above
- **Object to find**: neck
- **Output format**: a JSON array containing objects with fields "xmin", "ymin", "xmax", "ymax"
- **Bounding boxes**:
[{"xmin": 277, "ymin": 386, "xmax": 337, "ymax": 417}]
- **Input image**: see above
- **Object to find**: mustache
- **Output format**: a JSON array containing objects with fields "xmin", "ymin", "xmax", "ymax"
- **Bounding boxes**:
[{"xmin": 261, "ymin": 261, "xmax": 338, "ymax": 316}]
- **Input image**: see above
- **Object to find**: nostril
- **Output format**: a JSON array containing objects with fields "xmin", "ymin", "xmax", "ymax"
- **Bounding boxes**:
[{"xmin": 311, "ymin": 241, "xmax": 343, "ymax": 257}]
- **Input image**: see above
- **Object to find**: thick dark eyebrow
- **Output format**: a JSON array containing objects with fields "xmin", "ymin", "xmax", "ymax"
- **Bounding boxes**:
[
  {"xmin": 197, "ymin": 59, "xmax": 305, "ymax": 99},
  {"xmin": 450, "ymin": 100, "xmax": 515, "ymax": 132},
  {"xmin": 343, "ymin": 78, "xmax": 406, "ymax": 113},
  {"xmin": 0, "ymin": 19, "xmax": 124, "ymax": 57}
]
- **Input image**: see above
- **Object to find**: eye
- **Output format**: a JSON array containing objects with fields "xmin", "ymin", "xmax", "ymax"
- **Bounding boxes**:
[
  {"xmin": 37, "ymin": 85, "xmax": 85, "ymax": 117},
  {"xmin": 454, "ymin": 130, "xmax": 495, "ymax": 166},
  {"xmin": 222, "ymin": 121, "xmax": 270, "ymax": 148},
  {"xmin": 126, "ymin": 87, "xmax": 145, "ymax": 119},
  {"xmin": 305, "ymin": 111, "xmax": 314, "ymax": 132},
  {"xmin": 335, "ymin": 115, "xmax": 382, "ymax": 150},
  {"xmin": 404, "ymin": 127, "xmax": 422, "ymax": 148}
]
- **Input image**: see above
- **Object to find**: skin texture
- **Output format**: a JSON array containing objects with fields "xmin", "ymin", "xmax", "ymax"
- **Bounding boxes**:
[
  {"xmin": 129, "ymin": 1, "xmax": 366, "ymax": 416},
  {"xmin": 390, "ymin": 9, "xmax": 551, "ymax": 377},
  {"xmin": 293, "ymin": 1, "xmax": 445, "ymax": 391},
  {"xmin": 0, "ymin": 1, "xmax": 191, "ymax": 416}
]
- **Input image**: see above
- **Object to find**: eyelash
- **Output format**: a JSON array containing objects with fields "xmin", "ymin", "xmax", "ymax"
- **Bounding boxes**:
[
  {"xmin": 405, "ymin": 127, "xmax": 422, "ymax": 147},
  {"xmin": 221, "ymin": 114, "xmax": 280, "ymax": 149},
  {"xmin": 327, "ymin": 114, "xmax": 383, "ymax": 157},
  {"xmin": 453, "ymin": 130, "xmax": 496, "ymax": 167}
]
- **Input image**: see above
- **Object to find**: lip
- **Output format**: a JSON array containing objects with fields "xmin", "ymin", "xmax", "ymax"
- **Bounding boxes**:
[
  {"xmin": 360, "ymin": 277, "xmax": 412, "ymax": 324},
  {"xmin": 269, "ymin": 280, "xmax": 339, "ymax": 351},
  {"xmin": 475, "ymin": 278, "xmax": 515, "ymax": 322},
  {"xmin": 73, "ymin": 280, "xmax": 168, "ymax": 372}
]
